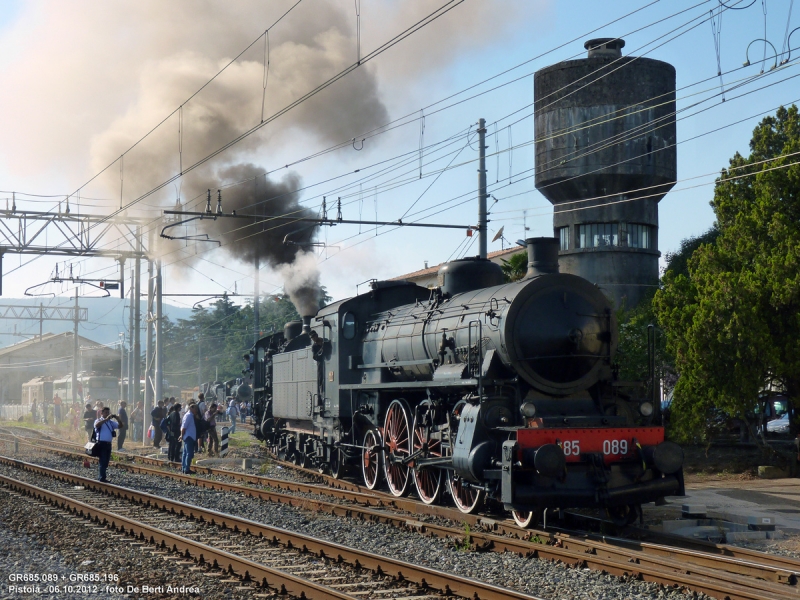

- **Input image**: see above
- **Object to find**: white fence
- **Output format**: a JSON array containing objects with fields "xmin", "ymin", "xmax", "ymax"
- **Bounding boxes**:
[{"xmin": 0, "ymin": 405, "xmax": 29, "ymax": 421}]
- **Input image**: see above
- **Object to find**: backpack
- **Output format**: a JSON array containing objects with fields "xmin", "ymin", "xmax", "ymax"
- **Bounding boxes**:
[
  {"xmin": 159, "ymin": 417, "xmax": 169, "ymax": 434},
  {"xmin": 194, "ymin": 416, "xmax": 211, "ymax": 436}
]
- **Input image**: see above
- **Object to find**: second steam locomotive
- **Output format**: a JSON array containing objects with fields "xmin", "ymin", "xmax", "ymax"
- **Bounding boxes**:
[{"xmin": 250, "ymin": 237, "xmax": 683, "ymax": 525}]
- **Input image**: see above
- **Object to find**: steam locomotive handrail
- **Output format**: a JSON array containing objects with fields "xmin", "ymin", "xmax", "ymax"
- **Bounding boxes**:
[
  {"xmin": 339, "ymin": 379, "xmax": 479, "ymax": 390},
  {"xmin": 468, "ymin": 319, "xmax": 483, "ymax": 398},
  {"xmin": 357, "ymin": 358, "xmax": 434, "ymax": 369}
]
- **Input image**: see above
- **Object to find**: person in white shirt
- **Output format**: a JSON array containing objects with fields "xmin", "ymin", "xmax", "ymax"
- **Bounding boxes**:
[
  {"xmin": 93, "ymin": 407, "xmax": 122, "ymax": 482},
  {"xmin": 179, "ymin": 403, "xmax": 200, "ymax": 474},
  {"xmin": 226, "ymin": 399, "xmax": 239, "ymax": 435}
]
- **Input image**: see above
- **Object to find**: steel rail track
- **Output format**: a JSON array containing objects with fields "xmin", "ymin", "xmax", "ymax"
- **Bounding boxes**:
[
  {"xmin": 0, "ymin": 437, "xmax": 797, "ymax": 600},
  {"xmin": 0, "ymin": 455, "xmax": 542, "ymax": 600},
  {"xmin": 3, "ymin": 430, "xmax": 797, "ymax": 562},
  {"xmin": 0, "ymin": 474, "xmax": 352, "ymax": 599}
]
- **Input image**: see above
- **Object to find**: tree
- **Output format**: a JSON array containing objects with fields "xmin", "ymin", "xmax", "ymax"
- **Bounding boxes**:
[
  {"xmin": 662, "ymin": 226, "xmax": 719, "ymax": 279},
  {"xmin": 653, "ymin": 105, "xmax": 800, "ymax": 442},
  {"xmin": 500, "ymin": 252, "xmax": 528, "ymax": 282},
  {"xmin": 614, "ymin": 291, "xmax": 674, "ymax": 388}
]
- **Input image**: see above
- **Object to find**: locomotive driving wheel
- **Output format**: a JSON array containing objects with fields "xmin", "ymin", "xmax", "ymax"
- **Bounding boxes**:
[
  {"xmin": 412, "ymin": 399, "xmax": 443, "ymax": 505},
  {"xmin": 511, "ymin": 509, "xmax": 542, "ymax": 529},
  {"xmin": 606, "ymin": 503, "xmax": 641, "ymax": 527},
  {"xmin": 293, "ymin": 449, "xmax": 310, "ymax": 468},
  {"xmin": 329, "ymin": 447, "xmax": 347, "ymax": 479},
  {"xmin": 361, "ymin": 429, "xmax": 383, "ymax": 490},
  {"xmin": 383, "ymin": 399, "xmax": 412, "ymax": 497},
  {"xmin": 448, "ymin": 472, "xmax": 485, "ymax": 514}
]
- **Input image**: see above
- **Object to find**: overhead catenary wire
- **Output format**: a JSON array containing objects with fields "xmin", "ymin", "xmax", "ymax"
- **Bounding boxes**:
[
  {"xmin": 0, "ymin": 0, "xmax": 722, "ymax": 219},
  {"xmin": 1, "ymin": 1, "xmax": 471, "ymax": 281},
  {"xmin": 1, "ymin": 0, "xmax": 780, "ymax": 292},
  {"xmin": 31, "ymin": 49, "xmax": 800, "ymax": 298},
  {"xmin": 48, "ymin": 52, "xmax": 800, "ymax": 292}
]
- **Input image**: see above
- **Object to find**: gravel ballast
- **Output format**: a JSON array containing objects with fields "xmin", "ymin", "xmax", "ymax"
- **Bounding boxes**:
[
  {"xmin": 0, "ymin": 486, "xmax": 275, "ymax": 599},
  {"xmin": 0, "ymin": 448, "xmax": 708, "ymax": 600}
]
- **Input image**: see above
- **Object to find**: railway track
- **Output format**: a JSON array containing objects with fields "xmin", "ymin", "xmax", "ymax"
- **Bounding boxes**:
[
  {"xmin": 0, "ymin": 456, "xmax": 538, "ymax": 600},
  {"xmin": 2, "ymin": 429, "xmax": 798, "ymax": 600}
]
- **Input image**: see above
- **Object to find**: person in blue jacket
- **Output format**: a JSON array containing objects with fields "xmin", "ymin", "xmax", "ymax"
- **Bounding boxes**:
[{"xmin": 94, "ymin": 407, "xmax": 123, "ymax": 482}]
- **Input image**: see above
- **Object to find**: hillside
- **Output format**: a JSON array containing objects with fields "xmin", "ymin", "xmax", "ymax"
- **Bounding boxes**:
[{"xmin": 0, "ymin": 297, "xmax": 195, "ymax": 349}]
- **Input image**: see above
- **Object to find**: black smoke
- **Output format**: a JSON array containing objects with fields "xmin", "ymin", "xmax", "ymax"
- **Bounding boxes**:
[{"xmin": 184, "ymin": 163, "xmax": 322, "ymax": 315}]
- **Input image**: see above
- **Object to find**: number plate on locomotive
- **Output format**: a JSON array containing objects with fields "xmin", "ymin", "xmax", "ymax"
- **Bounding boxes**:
[{"xmin": 516, "ymin": 427, "xmax": 664, "ymax": 464}]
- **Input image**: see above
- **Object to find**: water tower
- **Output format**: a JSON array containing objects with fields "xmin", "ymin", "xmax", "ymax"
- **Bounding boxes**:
[{"xmin": 534, "ymin": 38, "xmax": 676, "ymax": 308}]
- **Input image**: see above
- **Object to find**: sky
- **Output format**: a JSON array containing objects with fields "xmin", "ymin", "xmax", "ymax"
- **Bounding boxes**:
[{"xmin": 0, "ymin": 0, "xmax": 796, "ymax": 340}]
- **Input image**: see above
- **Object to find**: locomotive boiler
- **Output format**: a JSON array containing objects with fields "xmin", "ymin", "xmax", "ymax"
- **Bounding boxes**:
[{"xmin": 251, "ymin": 238, "xmax": 683, "ymax": 526}]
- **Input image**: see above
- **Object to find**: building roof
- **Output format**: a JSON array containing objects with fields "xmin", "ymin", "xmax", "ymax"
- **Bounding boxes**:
[
  {"xmin": 390, "ymin": 246, "xmax": 523, "ymax": 282},
  {"xmin": 0, "ymin": 332, "xmax": 114, "ymax": 359}
]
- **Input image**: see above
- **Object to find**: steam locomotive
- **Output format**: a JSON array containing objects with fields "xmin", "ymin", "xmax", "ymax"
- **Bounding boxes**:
[{"xmin": 250, "ymin": 238, "xmax": 684, "ymax": 526}]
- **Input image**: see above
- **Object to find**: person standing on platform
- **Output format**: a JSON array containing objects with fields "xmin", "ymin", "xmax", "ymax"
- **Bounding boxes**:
[
  {"xmin": 204, "ymin": 403, "xmax": 223, "ymax": 456},
  {"xmin": 166, "ymin": 403, "xmax": 182, "ymax": 463},
  {"xmin": 53, "ymin": 394, "xmax": 62, "ymax": 423},
  {"xmin": 129, "ymin": 401, "xmax": 142, "ymax": 442},
  {"xmin": 82, "ymin": 404, "xmax": 95, "ymax": 440},
  {"xmin": 93, "ymin": 407, "xmax": 123, "ymax": 482},
  {"xmin": 150, "ymin": 400, "xmax": 166, "ymax": 448},
  {"xmin": 116, "ymin": 400, "xmax": 129, "ymax": 451},
  {"xmin": 226, "ymin": 399, "xmax": 238, "ymax": 435},
  {"xmin": 179, "ymin": 403, "xmax": 200, "ymax": 474}
]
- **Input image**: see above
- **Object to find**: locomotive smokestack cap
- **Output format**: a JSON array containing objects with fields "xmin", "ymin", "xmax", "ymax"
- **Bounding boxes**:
[
  {"xmin": 525, "ymin": 237, "xmax": 560, "ymax": 279},
  {"xmin": 284, "ymin": 319, "xmax": 303, "ymax": 342},
  {"xmin": 584, "ymin": 37, "xmax": 624, "ymax": 58},
  {"xmin": 301, "ymin": 315, "xmax": 312, "ymax": 335}
]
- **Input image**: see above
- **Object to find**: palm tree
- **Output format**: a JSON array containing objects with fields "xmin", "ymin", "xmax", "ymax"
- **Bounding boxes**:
[{"xmin": 500, "ymin": 252, "xmax": 528, "ymax": 282}]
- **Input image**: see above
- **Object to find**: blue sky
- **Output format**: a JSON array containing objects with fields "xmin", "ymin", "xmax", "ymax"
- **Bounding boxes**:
[{"xmin": 0, "ymin": 0, "xmax": 795, "ymax": 339}]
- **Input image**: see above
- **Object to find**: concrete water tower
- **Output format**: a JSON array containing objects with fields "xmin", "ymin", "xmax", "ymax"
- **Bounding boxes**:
[{"xmin": 534, "ymin": 38, "xmax": 676, "ymax": 308}]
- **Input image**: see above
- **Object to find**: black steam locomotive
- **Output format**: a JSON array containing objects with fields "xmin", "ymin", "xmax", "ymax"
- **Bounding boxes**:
[{"xmin": 250, "ymin": 238, "xmax": 683, "ymax": 526}]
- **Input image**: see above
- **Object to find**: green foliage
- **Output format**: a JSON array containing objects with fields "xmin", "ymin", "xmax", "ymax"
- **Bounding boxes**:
[
  {"xmin": 157, "ymin": 292, "xmax": 316, "ymax": 389},
  {"xmin": 654, "ymin": 105, "xmax": 800, "ymax": 441},
  {"xmin": 454, "ymin": 522, "xmax": 472, "ymax": 552},
  {"xmin": 500, "ymin": 252, "xmax": 528, "ymax": 282},
  {"xmin": 615, "ymin": 292, "xmax": 673, "ymax": 389},
  {"xmin": 663, "ymin": 226, "xmax": 719, "ymax": 279}
]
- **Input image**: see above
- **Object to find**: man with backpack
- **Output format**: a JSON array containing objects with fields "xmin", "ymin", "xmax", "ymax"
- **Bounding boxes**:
[
  {"xmin": 93, "ymin": 407, "xmax": 124, "ymax": 482},
  {"xmin": 179, "ymin": 403, "xmax": 205, "ymax": 475}
]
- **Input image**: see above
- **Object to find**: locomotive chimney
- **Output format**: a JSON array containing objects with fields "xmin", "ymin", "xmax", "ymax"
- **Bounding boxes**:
[
  {"xmin": 525, "ymin": 237, "xmax": 560, "ymax": 279},
  {"xmin": 301, "ymin": 315, "xmax": 312, "ymax": 335}
]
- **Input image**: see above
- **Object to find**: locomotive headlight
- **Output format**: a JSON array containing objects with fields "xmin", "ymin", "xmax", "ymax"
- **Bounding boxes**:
[
  {"xmin": 639, "ymin": 401, "xmax": 654, "ymax": 417},
  {"xmin": 520, "ymin": 402, "xmax": 537, "ymax": 419}
]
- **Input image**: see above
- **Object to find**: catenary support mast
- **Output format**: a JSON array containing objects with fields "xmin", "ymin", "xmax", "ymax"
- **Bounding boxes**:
[{"xmin": 478, "ymin": 117, "xmax": 488, "ymax": 259}]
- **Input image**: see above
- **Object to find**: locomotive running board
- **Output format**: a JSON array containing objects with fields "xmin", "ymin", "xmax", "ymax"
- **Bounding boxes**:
[{"xmin": 339, "ymin": 379, "xmax": 478, "ymax": 390}]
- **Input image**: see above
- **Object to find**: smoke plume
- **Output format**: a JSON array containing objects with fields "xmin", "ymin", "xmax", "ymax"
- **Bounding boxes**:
[
  {"xmin": 0, "ymin": 1, "xmax": 543, "ymax": 303},
  {"xmin": 279, "ymin": 251, "xmax": 323, "ymax": 317},
  {"xmin": 181, "ymin": 164, "xmax": 322, "ymax": 315}
]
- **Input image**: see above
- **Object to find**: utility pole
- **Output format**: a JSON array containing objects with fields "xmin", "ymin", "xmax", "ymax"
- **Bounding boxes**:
[
  {"xmin": 144, "ymin": 257, "xmax": 154, "ymax": 444},
  {"xmin": 155, "ymin": 259, "xmax": 163, "ymax": 406},
  {"xmin": 478, "ymin": 117, "xmax": 488, "ymax": 259},
  {"xmin": 197, "ymin": 336, "xmax": 202, "ymax": 389},
  {"xmin": 119, "ymin": 332, "xmax": 125, "ymax": 402},
  {"xmin": 133, "ymin": 227, "xmax": 142, "ymax": 414},
  {"xmin": 254, "ymin": 254, "xmax": 260, "ymax": 346},
  {"xmin": 127, "ymin": 268, "xmax": 134, "ymax": 404},
  {"xmin": 72, "ymin": 289, "xmax": 79, "ymax": 403}
]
